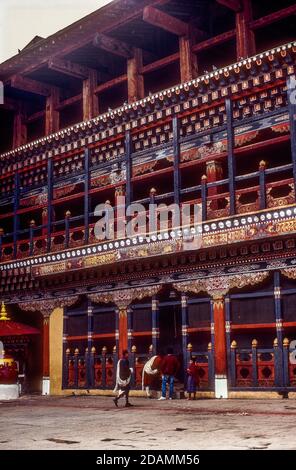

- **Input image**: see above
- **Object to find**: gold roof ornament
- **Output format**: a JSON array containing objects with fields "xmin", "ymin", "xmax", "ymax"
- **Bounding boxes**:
[{"xmin": 0, "ymin": 302, "xmax": 10, "ymax": 321}]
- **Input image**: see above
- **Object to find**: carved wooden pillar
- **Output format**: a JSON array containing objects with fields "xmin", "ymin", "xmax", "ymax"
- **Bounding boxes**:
[
  {"xmin": 42, "ymin": 312, "xmax": 50, "ymax": 395},
  {"xmin": 212, "ymin": 295, "xmax": 228, "ymax": 398},
  {"xmin": 127, "ymin": 48, "xmax": 144, "ymax": 103},
  {"xmin": 236, "ymin": 0, "xmax": 256, "ymax": 60},
  {"xmin": 151, "ymin": 296, "xmax": 159, "ymax": 355},
  {"xmin": 115, "ymin": 186, "xmax": 126, "ymax": 239},
  {"xmin": 83, "ymin": 69, "xmax": 99, "ymax": 121},
  {"xmin": 62, "ymin": 308, "xmax": 69, "ymax": 389},
  {"xmin": 45, "ymin": 88, "xmax": 60, "ymax": 135},
  {"xmin": 181, "ymin": 293, "xmax": 189, "ymax": 382},
  {"xmin": 118, "ymin": 307, "xmax": 128, "ymax": 355}
]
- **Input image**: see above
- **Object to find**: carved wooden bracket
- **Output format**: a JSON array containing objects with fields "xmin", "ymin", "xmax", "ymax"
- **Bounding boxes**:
[
  {"xmin": 18, "ymin": 295, "xmax": 80, "ymax": 317},
  {"xmin": 173, "ymin": 272, "xmax": 269, "ymax": 299},
  {"xmin": 88, "ymin": 285, "xmax": 162, "ymax": 310}
]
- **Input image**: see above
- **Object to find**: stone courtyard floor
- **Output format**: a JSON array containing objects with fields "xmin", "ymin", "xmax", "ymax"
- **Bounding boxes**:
[{"xmin": 1, "ymin": 395, "xmax": 296, "ymax": 450}]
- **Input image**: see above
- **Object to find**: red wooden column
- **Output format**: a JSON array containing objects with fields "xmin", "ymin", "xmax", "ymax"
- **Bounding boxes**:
[
  {"xmin": 236, "ymin": 0, "xmax": 256, "ymax": 59},
  {"xmin": 118, "ymin": 308, "xmax": 128, "ymax": 355},
  {"xmin": 42, "ymin": 313, "xmax": 50, "ymax": 395},
  {"xmin": 127, "ymin": 48, "xmax": 144, "ymax": 103},
  {"xmin": 83, "ymin": 69, "xmax": 99, "ymax": 121},
  {"xmin": 45, "ymin": 88, "xmax": 60, "ymax": 135},
  {"xmin": 213, "ymin": 296, "xmax": 228, "ymax": 398}
]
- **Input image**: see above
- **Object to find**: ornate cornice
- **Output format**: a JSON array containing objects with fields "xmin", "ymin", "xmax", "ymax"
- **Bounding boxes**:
[
  {"xmin": 173, "ymin": 271, "xmax": 269, "ymax": 299},
  {"xmin": 89, "ymin": 285, "xmax": 162, "ymax": 310},
  {"xmin": 18, "ymin": 295, "xmax": 80, "ymax": 317},
  {"xmin": 281, "ymin": 267, "xmax": 296, "ymax": 280}
]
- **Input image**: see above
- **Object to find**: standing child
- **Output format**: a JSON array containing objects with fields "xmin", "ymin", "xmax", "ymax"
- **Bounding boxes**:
[{"xmin": 186, "ymin": 356, "xmax": 200, "ymax": 400}]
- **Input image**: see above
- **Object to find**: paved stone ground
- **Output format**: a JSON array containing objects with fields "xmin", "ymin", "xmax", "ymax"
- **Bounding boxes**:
[{"xmin": 1, "ymin": 395, "xmax": 296, "ymax": 450}]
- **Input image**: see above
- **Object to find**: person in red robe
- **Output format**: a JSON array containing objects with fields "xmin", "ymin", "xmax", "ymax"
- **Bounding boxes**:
[{"xmin": 186, "ymin": 356, "xmax": 200, "ymax": 400}]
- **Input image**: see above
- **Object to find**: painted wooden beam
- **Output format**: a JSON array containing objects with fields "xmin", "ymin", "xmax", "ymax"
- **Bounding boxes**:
[
  {"xmin": 83, "ymin": 69, "xmax": 99, "ymax": 120},
  {"xmin": 48, "ymin": 58, "xmax": 90, "ymax": 79},
  {"xmin": 236, "ymin": 0, "xmax": 255, "ymax": 59},
  {"xmin": 192, "ymin": 30, "xmax": 236, "ymax": 53},
  {"xmin": 216, "ymin": 0, "xmax": 241, "ymax": 12},
  {"xmin": 143, "ymin": 5, "xmax": 189, "ymax": 36},
  {"xmin": 141, "ymin": 51, "xmax": 179, "ymax": 74},
  {"xmin": 25, "ymin": 110, "xmax": 45, "ymax": 124},
  {"xmin": 56, "ymin": 93, "xmax": 82, "ymax": 111},
  {"xmin": 93, "ymin": 33, "xmax": 133, "ymax": 59},
  {"xmin": 94, "ymin": 74, "xmax": 127, "ymax": 94},
  {"xmin": 250, "ymin": 4, "xmax": 296, "ymax": 30},
  {"xmin": 0, "ymin": 97, "xmax": 19, "ymax": 112},
  {"xmin": 10, "ymin": 75, "xmax": 51, "ymax": 96},
  {"xmin": 127, "ymin": 48, "xmax": 144, "ymax": 102}
]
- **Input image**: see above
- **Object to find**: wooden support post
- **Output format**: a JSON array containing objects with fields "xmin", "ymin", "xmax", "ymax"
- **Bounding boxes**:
[
  {"xmin": 259, "ymin": 160, "xmax": 266, "ymax": 210},
  {"xmin": 283, "ymin": 338, "xmax": 290, "ymax": 388},
  {"xmin": 127, "ymin": 48, "xmax": 144, "ymax": 103},
  {"xmin": 83, "ymin": 69, "xmax": 99, "ymax": 121},
  {"xmin": 151, "ymin": 296, "xmax": 159, "ymax": 355},
  {"xmin": 125, "ymin": 130, "xmax": 133, "ymax": 208},
  {"xmin": 181, "ymin": 293, "xmax": 188, "ymax": 384},
  {"xmin": 46, "ymin": 158, "xmax": 53, "ymax": 252},
  {"xmin": 274, "ymin": 271, "xmax": 284, "ymax": 387},
  {"xmin": 0, "ymin": 229, "xmax": 3, "ymax": 261},
  {"xmin": 45, "ymin": 88, "xmax": 60, "ymax": 135},
  {"xmin": 225, "ymin": 297, "xmax": 232, "ymax": 387},
  {"xmin": 101, "ymin": 347, "xmax": 107, "ymax": 389},
  {"xmin": 64, "ymin": 211, "xmax": 71, "ymax": 249},
  {"xmin": 149, "ymin": 188, "xmax": 157, "ymax": 235},
  {"xmin": 287, "ymin": 75, "xmax": 296, "ymax": 195},
  {"xmin": 251, "ymin": 339, "xmax": 258, "ymax": 387},
  {"xmin": 201, "ymin": 175, "xmax": 208, "ymax": 221},
  {"xmin": 206, "ymin": 160, "xmax": 223, "ymax": 210},
  {"xmin": 230, "ymin": 341, "xmax": 237, "ymax": 386},
  {"xmin": 13, "ymin": 103, "xmax": 27, "ymax": 149},
  {"xmin": 226, "ymin": 98, "xmax": 236, "ymax": 215},
  {"xmin": 173, "ymin": 115, "xmax": 181, "ymax": 206},
  {"xmin": 87, "ymin": 300, "xmax": 94, "ymax": 353},
  {"xmin": 62, "ymin": 308, "xmax": 69, "ymax": 389},
  {"xmin": 84, "ymin": 148, "xmax": 90, "ymax": 244},
  {"xmin": 236, "ymin": 0, "xmax": 256, "ymax": 59},
  {"xmin": 118, "ymin": 308, "xmax": 128, "ymax": 356},
  {"xmin": 42, "ymin": 313, "xmax": 50, "ymax": 395},
  {"xmin": 13, "ymin": 172, "xmax": 20, "ymax": 259},
  {"xmin": 29, "ymin": 220, "xmax": 35, "ymax": 256},
  {"xmin": 213, "ymin": 296, "xmax": 228, "ymax": 398},
  {"xmin": 179, "ymin": 33, "xmax": 198, "ymax": 83},
  {"xmin": 127, "ymin": 307, "xmax": 133, "ymax": 353}
]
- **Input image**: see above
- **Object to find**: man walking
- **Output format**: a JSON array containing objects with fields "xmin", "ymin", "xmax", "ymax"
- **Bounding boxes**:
[
  {"xmin": 158, "ymin": 347, "xmax": 179, "ymax": 400},
  {"xmin": 113, "ymin": 349, "xmax": 133, "ymax": 407}
]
